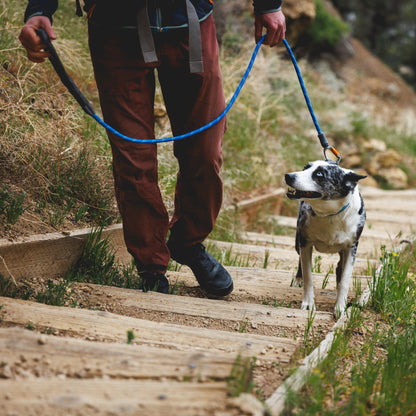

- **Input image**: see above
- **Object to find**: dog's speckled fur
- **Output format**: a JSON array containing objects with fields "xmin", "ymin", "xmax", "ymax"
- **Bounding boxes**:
[{"xmin": 285, "ymin": 160, "xmax": 366, "ymax": 316}]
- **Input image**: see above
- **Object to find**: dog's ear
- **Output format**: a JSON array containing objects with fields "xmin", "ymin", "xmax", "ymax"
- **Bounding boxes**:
[{"xmin": 343, "ymin": 172, "xmax": 367, "ymax": 190}]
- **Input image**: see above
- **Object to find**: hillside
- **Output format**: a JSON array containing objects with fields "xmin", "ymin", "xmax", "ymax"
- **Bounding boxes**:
[{"xmin": 1, "ymin": 0, "xmax": 416, "ymax": 239}]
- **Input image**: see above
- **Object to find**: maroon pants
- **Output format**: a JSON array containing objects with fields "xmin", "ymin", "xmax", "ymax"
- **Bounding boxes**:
[{"xmin": 88, "ymin": 15, "xmax": 226, "ymax": 273}]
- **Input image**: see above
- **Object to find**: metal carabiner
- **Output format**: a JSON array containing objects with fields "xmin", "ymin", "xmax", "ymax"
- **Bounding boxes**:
[{"xmin": 324, "ymin": 146, "xmax": 342, "ymax": 164}]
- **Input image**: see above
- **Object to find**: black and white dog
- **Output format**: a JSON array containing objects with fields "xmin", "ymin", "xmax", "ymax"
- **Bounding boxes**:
[{"xmin": 285, "ymin": 160, "xmax": 366, "ymax": 316}]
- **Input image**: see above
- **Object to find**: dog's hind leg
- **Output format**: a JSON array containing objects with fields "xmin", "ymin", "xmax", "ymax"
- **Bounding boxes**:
[
  {"xmin": 292, "ymin": 259, "xmax": 303, "ymax": 287},
  {"xmin": 300, "ymin": 244, "xmax": 315, "ymax": 310},
  {"xmin": 335, "ymin": 251, "xmax": 344, "ymax": 286}
]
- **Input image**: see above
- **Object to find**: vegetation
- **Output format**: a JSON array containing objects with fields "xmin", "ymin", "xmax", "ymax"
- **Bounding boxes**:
[
  {"xmin": 1, "ymin": 0, "xmax": 416, "ymax": 239},
  {"xmin": 306, "ymin": 0, "xmax": 350, "ymax": 49},
  {"xmin": 330, "ymin": 0, "xmax": 416, "ymax": 89},
  {"xmin": 282, "ymin": 242, "xmax": 416, "ymax": 415}
]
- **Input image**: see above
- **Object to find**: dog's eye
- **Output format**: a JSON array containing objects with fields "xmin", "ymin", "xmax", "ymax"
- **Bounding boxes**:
[{"xmin": 316, "ymin": 171, "xmax": 324, "ymax": 177}]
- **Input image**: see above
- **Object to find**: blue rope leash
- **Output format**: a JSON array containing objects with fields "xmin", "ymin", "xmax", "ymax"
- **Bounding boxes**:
[
  {"xmin": 92, "ymin": 34, "xmax": 266, "ymax": 143},
  {"xmin": 282, "ymin": 38, "xmax": 341, "ymax": 162},
  {"xmin": 36, "ymin": 28, "xmax": 340, "ymax": 161}
]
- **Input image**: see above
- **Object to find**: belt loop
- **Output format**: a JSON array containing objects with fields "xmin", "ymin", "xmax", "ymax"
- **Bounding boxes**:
[
  {"xmin": 185, "ymin": 0, "xmax": 203, "ymax": 73},
  {"xmin": 137, "ymin": 0, "xmax": 158, "ymax": 63}
]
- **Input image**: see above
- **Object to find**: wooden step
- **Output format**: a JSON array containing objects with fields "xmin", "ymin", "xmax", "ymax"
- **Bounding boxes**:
[
  {"xmin": 240, "ymin": 231, "xmax": 387, "ymax": 259},
  {"xmin": 168, "ymin": 267, "xmax": 368, "ymax": 312},
  {"xmin": 360, "ymin": 187, "xmax": 416, "ymax": 200},
  {"xmin": 0, "ymin": 297, "xmax": 298, "ymax": 364},
  {"xmin": 270, "ymin": 214, "xmax": 411, "ymax": 243},
  {"xmin": 66, "ymin": 283, "xmax": 334, "ymax": 337},
  {"xmin": 206, "ymin": 240, "xmax": 374, "ymax": 275},
  {"xmin": 0, "ymin": 378, "xmax": 236, "ymax": 416},
  {"xmin": 0, "ymin": 327, "xmax": 235, "ymax": 381}
]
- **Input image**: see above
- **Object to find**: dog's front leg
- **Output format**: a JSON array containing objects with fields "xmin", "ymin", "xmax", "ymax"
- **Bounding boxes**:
[
  {"xmin": 300, "ymin": 244, "xmax": 314, "ymax": 310},
  {"xmin": 334, "ymin": 246, "xmax": 356, "ymax": 317}
]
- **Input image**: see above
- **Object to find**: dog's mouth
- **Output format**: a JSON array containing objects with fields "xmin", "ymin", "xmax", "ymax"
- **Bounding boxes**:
[{"xmin": 286, "ymin": 187, "xmax": 322, "ymax": 200}]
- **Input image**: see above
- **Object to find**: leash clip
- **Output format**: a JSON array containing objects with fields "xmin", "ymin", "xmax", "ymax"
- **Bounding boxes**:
[{"xmin": 324, "ymin": 146, "xmax": 342, "ymax": 164}]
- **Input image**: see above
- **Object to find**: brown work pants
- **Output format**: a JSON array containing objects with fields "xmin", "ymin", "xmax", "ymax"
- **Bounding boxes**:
[{"xmin": 88, "ymin": 15, "xmax": 226, "ymax": 273}]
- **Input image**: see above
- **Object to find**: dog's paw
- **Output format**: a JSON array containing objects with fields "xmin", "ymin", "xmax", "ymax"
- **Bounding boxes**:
[
  {"xmin": 291, "ymin": 277, "xmax": 303, "ymax": 287},
  {"xmin": 334, "ymin": 303, "xmax": 347, "ymax": 319},
  {"xmin": 301, "ymin": 300, "xmax": 315, "ymax": 311}
]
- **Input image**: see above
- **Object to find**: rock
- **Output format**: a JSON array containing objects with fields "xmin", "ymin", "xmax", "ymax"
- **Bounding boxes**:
[
  {"xmin": 375, "ymin": 149, "xmax": 402, "ymax": 168},
  {"xmin": 0, "ymin": 364, "xmax": 12, "ymax": 379},
  {"xmin": 365, "ymin": 148, "xmax": 402, "ymax": 176},
  {"xmin": 363, "ymin": 139, "xmax": 387, "ymax": 153},
  {"xmin": 359, "ymin": 174, "xmax": 379, "ymax": 188},
  {"xmin": 283, "ymin": 0, "xmax": 316, "ymax": 42},
  {"xmin": 377, "ymin": 167, "xmax": 408, "ymax": 189},
  {"xmin": 343, "ymin": 154, "xmax": 361, "ymax": 168}
]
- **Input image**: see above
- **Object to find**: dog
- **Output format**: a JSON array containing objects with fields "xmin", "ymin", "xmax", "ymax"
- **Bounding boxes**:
[{"xmin": 285, "ymin": 160, "xmax": 366, "ymax": 316}]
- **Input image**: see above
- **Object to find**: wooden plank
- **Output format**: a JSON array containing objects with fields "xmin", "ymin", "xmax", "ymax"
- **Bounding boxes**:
[
  {"xmin": 207, "ymin": 240, "xmax": 373, "ymax": 274},
  {"xmin": 0, "ymin": 379, "xmax": 232, "ymax": 416},
  {"xmin": 0, "ymin": 224, "xmax": 129, "ymax": 280},
  {"xmin": 241, "ymin": 231, "xmax": 388, "ymax": 259},
  {"xmin": 233, "ymin": 188, "xmax": 285, "ymax": 225},
  {"xmin": 360, "ymin": 187, "xmax": 416, "ymax": 199},
  {"xmin": 0, "ymin": 327, "xmax": 235, "ymax": 380},
  {"xmin": 69, "ymin": 283, "xmax": 333, "ymax": 330},
  {"xmin": 0, "ymin": 297, "xmax": 298, "ymax": 363},
  {"xmin": 168, "ymin": 267, "xmax": 368, "ymax": 311}
]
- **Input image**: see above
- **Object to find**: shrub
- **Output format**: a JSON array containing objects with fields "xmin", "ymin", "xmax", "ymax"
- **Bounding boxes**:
[{"xmin": 307, "ymin": 0, "xmax": 350, "ymax": 48}]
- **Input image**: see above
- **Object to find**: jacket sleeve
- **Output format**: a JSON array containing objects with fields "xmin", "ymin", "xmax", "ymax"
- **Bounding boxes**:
[
  {"xmin": 24, "ymin": 0, "xmax": 58, "ymax": 22},
  {"xmin": 252, "ymin": 0, "xmax": 282, "ymax": 15}
]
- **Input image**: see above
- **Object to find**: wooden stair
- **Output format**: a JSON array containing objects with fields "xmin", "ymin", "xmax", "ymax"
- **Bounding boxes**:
[{"xmin": 0, "ymin": 186, "xmax": 414, "ymax": 415}]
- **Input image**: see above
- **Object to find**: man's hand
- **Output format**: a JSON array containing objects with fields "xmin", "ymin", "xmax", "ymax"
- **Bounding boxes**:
[
  {"xmin": 255, "ymin": 10, "xmax": 286, "ymax": 47},
  {"xmin": 19, "ymin": 16, "xmax": 57, "ymax": 63}
]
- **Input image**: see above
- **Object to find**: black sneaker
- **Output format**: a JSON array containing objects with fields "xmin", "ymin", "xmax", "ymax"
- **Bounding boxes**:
[
  {"xmin": 140, "ymin": 272, "xmax": 170, "ymax": 294},
  {"xmin": 167, "ymin": 241, "xmax": 233, "ymax": 296}
]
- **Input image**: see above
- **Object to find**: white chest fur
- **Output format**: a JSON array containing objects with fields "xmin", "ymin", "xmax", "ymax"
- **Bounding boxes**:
[{"xmin": 303, "ymin": 190, "xmax": 362, "ymax": 253}]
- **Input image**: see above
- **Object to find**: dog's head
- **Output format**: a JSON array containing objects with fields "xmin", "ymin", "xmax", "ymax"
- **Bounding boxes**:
[{"xmin": 285, "ymin": 160, "xmax": 366, "ymax": 201}]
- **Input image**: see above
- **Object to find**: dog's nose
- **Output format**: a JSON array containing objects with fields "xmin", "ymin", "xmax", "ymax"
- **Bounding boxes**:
[{"xmin": 285, "ymin": 173, "xmax": 294, "ymax": 185}]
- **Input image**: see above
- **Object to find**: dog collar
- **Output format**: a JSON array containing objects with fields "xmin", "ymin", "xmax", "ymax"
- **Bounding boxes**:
[{"xmin": 327, "ymin": 202, "xmax": 350, "ymax": 217}]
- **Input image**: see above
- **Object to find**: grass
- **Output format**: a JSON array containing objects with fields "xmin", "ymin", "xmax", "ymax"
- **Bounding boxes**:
[
  {"xmin": 282, "ymin": 242, "xmax": 416, "ymax": 415},
  {"xmin": 64, "ymin": 226, "xmax": 144, "ymax": 289},
  {"xmin": 227, "ymin": 354, "xmax": 257, "ymax": 398}
]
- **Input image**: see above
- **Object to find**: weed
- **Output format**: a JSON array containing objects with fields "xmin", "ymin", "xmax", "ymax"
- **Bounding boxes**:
[
  {"xmin": 0, "ymin": 186, "xmax": 26, "ymax": 225},
  {"xmin": 302, "ymin": 309, "xmax": 317, "ymax": 355},
  {"xmin": 227, "ymin": 354, "xmax": 257, "ymax": 397},
  {"xmin": 369, "ymin": 245, "xmax": 416, "ymax": 325},
  {"xmin": 321, "ymin": 271, "xmax": 330, "ymax": 289},
  {"xmin": 126, "ymin": 329, "xmax": 136, "ymax": 344},
  {"xmin": 0, "ymin": 274, "xmax": 33, "ymax": 299},
  {"xmin": 35, "ymin": 279, "xmax": 71, "ymax": 306},
  {"xmin": 65, "ymin": 226, "xmax": 120, "ymax": 285},
  {"xmin": 169, "ymin": 279, "xmax": 184, "ymax": 295},
  {"xmin": 238, "ymin": 318, "xmax": 249, "ymax": 333},
  {"xmin": 312, "ymin": 255, "xmax": 322, "ymax": 273},
  {"xmin": 263, "ymin": 249, "xmax": 270, "ymax": 269},
  {"xmin": 206, "ymin": 242, "xmax": 252, "ymax": 268},
  {"xmin": 25, "ymin": 322, "xmax": 35, "ymax": 331}
]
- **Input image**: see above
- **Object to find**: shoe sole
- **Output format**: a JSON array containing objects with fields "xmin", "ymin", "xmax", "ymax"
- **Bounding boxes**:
[{"xmin": 201, "ymin": 281, "xmax": 234, "ymax": 297}]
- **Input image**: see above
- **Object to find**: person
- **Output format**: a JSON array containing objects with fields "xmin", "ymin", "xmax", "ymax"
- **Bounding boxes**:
[{"xmin": 19, "ymin": 0, "xmax": 286, "ymax": 296}]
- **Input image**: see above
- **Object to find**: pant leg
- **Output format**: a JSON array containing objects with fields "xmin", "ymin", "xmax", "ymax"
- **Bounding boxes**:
[
  {"xmin": 156, "ymin": 15, "xmax": 227, "ymax": 247},
  {"xmin": 88, "ymin": 27, "xmax": 170, "ymax": 272}
]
